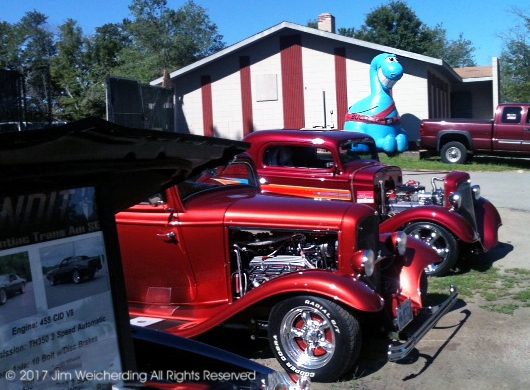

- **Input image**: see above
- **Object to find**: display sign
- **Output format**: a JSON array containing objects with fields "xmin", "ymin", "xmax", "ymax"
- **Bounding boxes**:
[{"xmin": 0, "ymin": 186, "xmax": 127, "ymax": 390}]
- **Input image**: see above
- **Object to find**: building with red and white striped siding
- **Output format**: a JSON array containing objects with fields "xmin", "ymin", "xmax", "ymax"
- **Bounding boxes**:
[{"xmin": 152, "ymin": 15, "xmax": 499, "ymax": 145}]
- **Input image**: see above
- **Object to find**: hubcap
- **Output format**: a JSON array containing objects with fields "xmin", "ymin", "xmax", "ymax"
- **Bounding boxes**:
[
  {"xmin": 446, "ymin": 147, "xmax": 461, "ymax": 163},
  {"xmin": 280, "ymin": 306, "xmax": 335, "ymax": 369}
]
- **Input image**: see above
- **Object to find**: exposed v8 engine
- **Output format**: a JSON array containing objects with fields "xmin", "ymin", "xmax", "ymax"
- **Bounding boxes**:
[
  {"xmin": 229, "ymin": 229, "xmax": 338, "ymax": 297},
  {"xmin": 389, "ymin": 177, "xmax": 446, "ymax": 212}
]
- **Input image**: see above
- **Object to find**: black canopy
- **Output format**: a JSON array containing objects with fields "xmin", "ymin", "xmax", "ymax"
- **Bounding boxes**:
[{"xmin": 0, "ymin": 117, "xmax": 249, "ymax": 211}]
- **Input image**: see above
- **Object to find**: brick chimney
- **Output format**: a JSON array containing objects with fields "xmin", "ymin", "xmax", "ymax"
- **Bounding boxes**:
[{"xmin": 318, "ymin": 13, "xmax": 336, "ymax": 34}]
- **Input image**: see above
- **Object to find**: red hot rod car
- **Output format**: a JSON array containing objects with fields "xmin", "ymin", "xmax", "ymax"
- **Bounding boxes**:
[
  {"xmin": 242, "ymin": 130, "xmax": 502, "ymax": 276},
  {"xmin": 116, "ymin": 156, "xmax": 457, "ymax": 382}
]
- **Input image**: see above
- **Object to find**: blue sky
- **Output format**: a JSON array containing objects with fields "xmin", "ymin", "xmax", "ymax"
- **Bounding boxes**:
[{"xmin": 1, "ymin": 0, "xmax": 522, "ymax": 66}]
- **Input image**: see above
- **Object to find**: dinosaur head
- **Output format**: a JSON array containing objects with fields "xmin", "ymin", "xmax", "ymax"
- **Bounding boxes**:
[{"xmin": 371, "ymin": 53, "xmax": 403, "ymax": 91}]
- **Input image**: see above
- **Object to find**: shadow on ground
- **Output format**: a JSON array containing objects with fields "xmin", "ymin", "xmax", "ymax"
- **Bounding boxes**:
[
  {"xmin": 194, "ymin": 299, "xmax": 471, "ymax": 383},
  {"xmin": 449, "ymin": 241, "xmax": 513, "ymax": 275}
]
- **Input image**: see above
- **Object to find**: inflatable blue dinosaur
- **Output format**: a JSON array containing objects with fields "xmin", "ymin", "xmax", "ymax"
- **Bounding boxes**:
[{"xmin": 344, "ymin": 53, "xmax": 408, "ymax": 154}]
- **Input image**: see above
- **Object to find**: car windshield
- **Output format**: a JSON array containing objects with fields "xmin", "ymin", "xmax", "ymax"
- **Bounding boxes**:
[
  {"xmin": 177, "ymin": 161, "xmax": 258, "ymax": 200},
  {"xmin": 338, "ymin": 140, "xmax": 379, "ymax": 163}
]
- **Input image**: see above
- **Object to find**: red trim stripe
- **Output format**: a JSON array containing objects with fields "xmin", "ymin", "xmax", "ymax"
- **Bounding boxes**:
[
  {"xmin": 239, "ymin": 56, "xmax": 253, "ymax": 136},
  {"xmin": 201, "ymin": 75, "xmax": 213, "ymax": 137},
  {"xmin": 334, "ymin": 47, "xmax": 348, "ymax": 130},
  {"xmin": 280, "ymin": 35, "xmax": 305, "ymax": 129}
]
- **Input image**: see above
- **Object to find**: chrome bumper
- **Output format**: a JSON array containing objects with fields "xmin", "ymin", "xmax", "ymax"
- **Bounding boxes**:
[{"xmin": 387, "ymin": 285, "xmax": 458, "ymax": 362}]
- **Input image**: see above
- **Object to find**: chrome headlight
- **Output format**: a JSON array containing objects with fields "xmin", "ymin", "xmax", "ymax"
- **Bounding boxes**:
[
  {"xmin": 391, "ymin": 231, "xmax": 408, "ymax": 256},
  {"xmin": 361, "ymin": 249, "xmax": 376, "ymax": 277},
  {"xmin": 449, "ymin": 192, "xmax": 462, "ymax": 209},
  {"xmin": 472, "ymin": 185, "xmax": 481, "ymax": 200}
]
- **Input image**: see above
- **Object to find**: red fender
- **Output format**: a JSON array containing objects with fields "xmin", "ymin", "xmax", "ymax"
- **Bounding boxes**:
[
  {"xmin": 398, "ymin": 237, "xmax": 439, "ymax": 309},
  {"xmin": 475, "ymin": 197, "xmax": 502, "ymax": 251},
  {"xmin": 380, "ymin": 206, "xmax": 479, "ymax": 244},
  {"xmin": 167, "ymin": 270, "xmax": 384, "ymax": 338}
]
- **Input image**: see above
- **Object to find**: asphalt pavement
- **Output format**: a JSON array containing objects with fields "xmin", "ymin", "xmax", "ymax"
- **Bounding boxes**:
[{"xmin": 402, "ymin": 169, "xmax": 530, "ymax": 270}]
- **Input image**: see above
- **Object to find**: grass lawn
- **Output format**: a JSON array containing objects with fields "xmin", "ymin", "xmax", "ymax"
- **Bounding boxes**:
[
  {"xmin": 427, "ymin": 264, "xmax": 530, "ymax": 315},
  {"xmin": 380, "ymin": 154, "xmax": 530, "ymax": 172}
]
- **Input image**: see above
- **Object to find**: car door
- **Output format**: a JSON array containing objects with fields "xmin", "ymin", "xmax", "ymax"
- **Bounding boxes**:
[
  {"xmin": 493, "ymin": 106, "xmax": 524, "ymax": 152},
  {"xmin": 116, "ymin": 189, "xmax": 197, "ymax": 305},
  {"xmin": 522, "ymin": 107, "xmax": 530, "ymax": 152}
]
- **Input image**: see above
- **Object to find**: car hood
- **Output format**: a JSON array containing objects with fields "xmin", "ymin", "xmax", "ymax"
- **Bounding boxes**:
[
  {"xmin": 0, "ymin": 117, "xmax": 249, "ymax": 212},
  {"xmin": 350, "ymin": 162, "xmax": 402, "ymax": 184},
  {"xmin": 225, "ymin": 192, "xmax": 376, "ymax": 230}
]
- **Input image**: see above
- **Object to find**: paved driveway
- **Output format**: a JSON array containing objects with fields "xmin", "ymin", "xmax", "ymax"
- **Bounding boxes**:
[{"xmin": 402, "ymin": 169, "xmax": 530, "ymax": 269}]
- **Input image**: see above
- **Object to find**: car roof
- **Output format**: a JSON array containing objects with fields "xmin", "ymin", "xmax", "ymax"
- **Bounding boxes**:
[{"xmin": 243, "ymin": 130, "xmax": 374, "ymax": 147}]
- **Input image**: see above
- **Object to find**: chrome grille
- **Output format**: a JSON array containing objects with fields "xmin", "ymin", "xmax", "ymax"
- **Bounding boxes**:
[
  {"xmin": 457, "ymin": 181, "xmax": 478, "ymax": 232},
  {"xmin": 357, "ymin": 215, "xmax": 380, "ymax": 290}
]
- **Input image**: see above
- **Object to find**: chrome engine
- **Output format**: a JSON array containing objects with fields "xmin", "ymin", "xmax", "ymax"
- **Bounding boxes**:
[
  {"xmin": 230, "ymin": 230, "xmax": 338, "ymax": 297},
  {"xmin": 388, "ymin": 177, "xmax": 446, "ymax": 213}
]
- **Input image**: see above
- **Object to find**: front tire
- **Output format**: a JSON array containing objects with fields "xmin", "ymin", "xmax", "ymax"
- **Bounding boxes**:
[
  {"xmin": 72, "ymin": 269, "xmax": 81, "ymax": 284},
  {"xmin": 268, "ymin": 295, "xmax": 361, "ymax": 382},
  {"xmin": 440, "ymin": 141, "xmax": 467, "ymax": 164},
  {"xmin": 404, "ymin": 222, "xmax": 459, "ymax": 276},
  {"xmin": 0, "ymin": 289, "xmax": 7, "ymax": 305}
]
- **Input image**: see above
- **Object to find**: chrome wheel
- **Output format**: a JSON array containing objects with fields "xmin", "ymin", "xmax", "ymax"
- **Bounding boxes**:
[
  {"xmin": 404, "ymin": 222, "xmax": 459, "ymax": 276},
  {"xmin": 445, "ymin": 146, "xmax": 462, "ymax": 163},
  {"xmin": 269, "ymin": 296, "xmax": 361, "ymax": 382},
  {"xmin": 280, "ymin": 306, "xmax": 336, "ymax": 370},
  {"xmin": 441, "ymin": 141, "xmax": 467, "ymax": 164},
  {"xmin": 0, "ymin": 289, "xmax": 7, "ymax": 305}
]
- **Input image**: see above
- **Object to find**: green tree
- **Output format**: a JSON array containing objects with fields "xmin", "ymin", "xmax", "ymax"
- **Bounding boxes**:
[
  {"xmin": 337, "ymin": 27, "xmax": 355, "ymax": 38},
  {"xmin": 0, "ymin": 21, "xmax": 24, "ymax": 70},
  {"xmin": 499, "ymin": 8, "xmax": 530, "ymax": 102},
  {"xmin": 52, "ymin": 19, "xmax": 87, "ymax": 119},
  {"xmin": 354, "ymin": 1, "xmax": 431, "ymax": 53},
  {"xmin": 17, "ymin": 11, "xmax": 58, "ymax": 122},
  {"xmin": 53, "ymin": 20, "xmax": 131, "ymax": 119},
  {"xmin": 83, "ymin": 23, "xmax": 132, "ymax": 117},
  {"xmin": 351, "ymin": 1, "xmax": 475, "ymax": 67},
  {"xmin": 307, "ymin": 19, "xmax": 318, "ymax": 29},
  {"xmin": 3, "ymin": 1, "xmax": 226, "ymax": 119},
  {"xmin": 121, "ymin": 0, "xmax": 225, "ymax": 82}
]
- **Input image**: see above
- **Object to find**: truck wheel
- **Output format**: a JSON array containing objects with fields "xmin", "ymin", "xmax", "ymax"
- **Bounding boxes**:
[
  {"xmin": 268, "ymin": 295, "xmax": 361, "ymax": 382},
  {"xmin": 404, "ymin": 222, "xmax": 459, "ymax": 276},
  {"xmin": 440, "ymin": 142, "xmax": 467, "ymax": 164}
]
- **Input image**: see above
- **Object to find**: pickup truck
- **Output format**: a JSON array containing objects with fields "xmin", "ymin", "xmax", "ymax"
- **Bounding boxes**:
[{"xmin": 421, "ymin": 103, "xmax": 530, "ymax": 164}]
